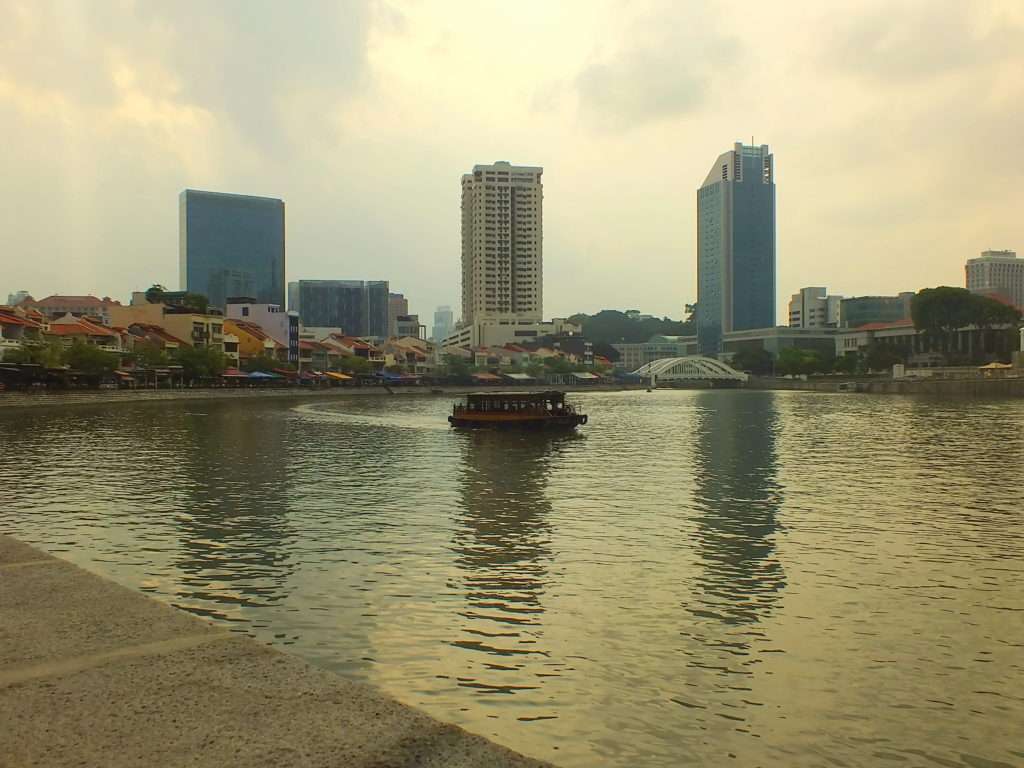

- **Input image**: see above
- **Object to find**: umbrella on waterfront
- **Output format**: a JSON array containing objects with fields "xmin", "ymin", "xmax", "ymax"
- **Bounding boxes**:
[{"xmin": 247, "ymin": 370, "xmax": 279, "ymax": 379}]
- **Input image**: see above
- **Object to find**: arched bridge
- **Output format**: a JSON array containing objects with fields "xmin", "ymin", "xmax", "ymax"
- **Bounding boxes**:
[{"xmin": 632, "ymin": 356, "xmax": 748, "ymax": 383}]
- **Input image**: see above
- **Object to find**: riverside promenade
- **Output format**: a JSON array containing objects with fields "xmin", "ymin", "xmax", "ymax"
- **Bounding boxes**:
[{"xmin": 0, "ymin": 535, "xmax": 550, "ymax": 768}]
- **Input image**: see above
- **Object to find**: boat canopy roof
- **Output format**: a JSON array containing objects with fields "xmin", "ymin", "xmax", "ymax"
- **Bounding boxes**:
[{"xmin": 465, "ymin": 390, "xmax": 567, "ymax": 405}]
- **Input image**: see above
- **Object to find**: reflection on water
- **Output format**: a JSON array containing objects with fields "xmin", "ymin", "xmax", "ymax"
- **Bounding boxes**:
[
  {"xmin": 2, "ymin": 391, "xmax": 1023, "ymax": 768},
  {"xmin": 451, "ymin": 432, "xmax": 565, "ymax": 692},
  {"xmin": 173, "ymin": 408, "xmax": 296, "ymax": 621},
  {"xmin": 691, "ymin": 390, "xmax": 785, "ymax": 625}
]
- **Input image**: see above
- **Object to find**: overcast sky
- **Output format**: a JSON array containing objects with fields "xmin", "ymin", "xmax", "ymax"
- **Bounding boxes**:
[{"xmin": 3, "ymin": 0, "xmax": 1023, "ymax": 321}]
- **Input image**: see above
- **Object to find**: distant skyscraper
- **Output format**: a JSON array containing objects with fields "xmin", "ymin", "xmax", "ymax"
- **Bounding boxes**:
[
  {"xmin": 289, "ymin": 280, "xmax": 389, "ymax": 337},
  {"xmin": 6, "ymin": 290, "xmax": 31, "ymax": 306},
  {"xmin": 966, "ymin": 250, "xmax": 1023, "ymax": 309},
  {"xmin": 696, "ymin": 143, "xmax": 775, "ymax": 355},
  {"xmin": 461, "ymin": 161, "xmax": 543, "ymax": 326},
  {"xmin": 388, "ymin": 293, "xmax": 409, "ymax": 337},
  {"xmin": 179, "ymin": 189, "xmax": 285, "ymax": 309},
  {"xmin": 432, "ymin": 305, "xmax": 454, "ymax": 341}
]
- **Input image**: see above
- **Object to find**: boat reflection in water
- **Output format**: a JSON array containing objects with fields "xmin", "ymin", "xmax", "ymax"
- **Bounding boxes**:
[{"xmin": 449, "ymin": 429, "xmax": 578, "ymax": 696}]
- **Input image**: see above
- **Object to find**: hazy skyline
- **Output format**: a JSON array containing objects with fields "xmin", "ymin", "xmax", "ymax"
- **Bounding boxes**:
[{"xmin": 3, "ymin": 0, "xmax": 1023, "ymax": 322}]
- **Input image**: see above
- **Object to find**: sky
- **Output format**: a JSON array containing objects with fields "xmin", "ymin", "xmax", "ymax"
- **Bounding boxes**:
[{"xmin": 2, "ymin": 0, "xmax": 1023, "ymax": 323}]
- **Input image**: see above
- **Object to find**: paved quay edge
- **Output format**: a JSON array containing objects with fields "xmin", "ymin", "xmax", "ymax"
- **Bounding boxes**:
[{"xmin": 0, "ymin": 534, "xmax": 554, "ymax": 768}]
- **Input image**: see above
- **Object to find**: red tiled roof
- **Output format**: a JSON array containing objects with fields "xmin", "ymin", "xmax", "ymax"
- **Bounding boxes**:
[
  {"xmin": 0, "ymin": 312, "xmax": 32, "ymax": 327},
  {"xmin": 48, "ymin": 315, "xmax": 117, "ymax": 337},
  {"xmin": 853, "ymin": 320, "xmax": 914, "ymax": 331},
  {"xmin": 31, "ymin": 295, "xmax": 121, "ymax": 308}
]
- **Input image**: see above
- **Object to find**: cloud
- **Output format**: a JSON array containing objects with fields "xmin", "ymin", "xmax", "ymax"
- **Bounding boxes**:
[
  {"xmin": 572, "ymin": 3, "xmax": 739, "ymax": 131},
  {"xmin": 825, "ymin": 0, "xmax": 1020, "ymax": 83}
]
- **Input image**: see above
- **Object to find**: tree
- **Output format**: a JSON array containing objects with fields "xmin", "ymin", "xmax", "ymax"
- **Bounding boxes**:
[
  {"xmin": 833, "ymin": 353, "xmax": 860, "ymax": 375},
  {"xmin": 5, "ymin": 340, "xmax": 64, "ymax": 367},
  {"xmin": 243, "ymin": 354, "xmax": 283, "ymax": 373},
  {"xmin": 525, "ymin": 360, "xmax": 544, "ymax": 379},
  {"xmin": 133, "ymin": 341, "xmax": 168, "ymax": 368},
  {"xmin": 64, "ymin": 340, "xmax": 118, "ymax": 376},
  {"xmin": 864, "ymin": 343, "xmax": 903, "ymax": 372},
  {"xmin": 776, "ymin": 348, "xmax": 824, "ymax": 377},
  {"xmin": 912, "ymin": 287, "xmax": 1021, "ymax": 355},
  {"xmin": 175, "ymin": 345, "xmax": 226, "ymax": 382},
  {"xmin": 565, "ymin": 310, "xmax": 695, "ymax": 345},
  {"xmin": 731, "ymin": 347, "xmax": 773, "ymax": 375},
  {"xmin": 144, "ymin": 284, "xmax": 167, "ymax": 304},
  {"xmin": 182, "ymin": 293, "xmax": 210, "ymax": 314},
  {"xmin": 543, "ymin": 356, "xmax": 573, "ymax": 375},
  {"xmin": 441, "ymin": 354, "xmax": 472, "ymax": 381}
]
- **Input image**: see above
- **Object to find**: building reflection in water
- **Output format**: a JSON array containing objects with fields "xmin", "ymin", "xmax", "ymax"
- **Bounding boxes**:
[
  {"xmin": 172, "ymin": 402, "xmax": 296, "ymax": 622},
  {"xmin": 450, "ymin": 431, "xmax": 571, "ymax": 694},
  {"xmin": 690, "ymin": 391, "xmax": 785, "ymax": 626}
]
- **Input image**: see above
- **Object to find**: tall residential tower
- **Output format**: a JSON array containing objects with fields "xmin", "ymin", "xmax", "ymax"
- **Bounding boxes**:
[
  {"xmin": 460, "ymin": 161, "xmax": 543, "ymax": 326},
  {"xmin": 696, "ymin": 143, "xmax": 776, "ymax": 355},
  {"xmin": 179, "ymin": 189, "xmax": 286, "ymax": 309}
]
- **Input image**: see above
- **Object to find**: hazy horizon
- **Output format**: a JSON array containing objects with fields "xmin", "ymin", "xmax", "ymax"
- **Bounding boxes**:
[{"xmin": 3, "ymin": 0, "xmax": 1023, "ymax": 322}]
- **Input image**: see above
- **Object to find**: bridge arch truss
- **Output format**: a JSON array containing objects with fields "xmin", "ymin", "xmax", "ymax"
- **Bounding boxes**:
[{"xmin": 632, "ymin": 356, "xmax": 748, "ymax": 382}]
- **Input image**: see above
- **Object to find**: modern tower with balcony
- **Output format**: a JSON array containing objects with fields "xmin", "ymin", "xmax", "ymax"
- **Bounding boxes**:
[
  {"xmin": 696, "ymin": 143, "xmax": 776, "ymax": 355},
  {"xmin": 460, "ymin": 161, "xmax": 543, "ymax": 326}
]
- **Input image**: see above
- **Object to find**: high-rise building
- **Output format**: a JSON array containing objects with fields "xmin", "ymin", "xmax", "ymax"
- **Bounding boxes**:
[
  {"xmin": 966, "ymin": 250, "xmax": 1023, "ymax": 309},
  {"xmin": 461, "ymin": 161, "xmax": 543, "ymax": 326},
  {"xmin": 696, "ymin": 143, "xmax": 776, "ymax": 355},
  {"xmin": 388, "ymin": 293, "xmax": 409, "ymax": 337},
  {"xmin": 6, "ymin": 290, "xmax": 31, "ymax": 306},
  {"xmin": 432, "ymin": 305, "xmax": 454, "ymax": 342},
  {"xmin": 788, "ymin": 287, "xmax": 842, "ymax": 328},
  {"xmin": 179, "ymin": 189, "xmax": 285, "ymax": 310},
  {"xmin": 288, "ymin": 280, "xmax": 389, "ymax": 338}
]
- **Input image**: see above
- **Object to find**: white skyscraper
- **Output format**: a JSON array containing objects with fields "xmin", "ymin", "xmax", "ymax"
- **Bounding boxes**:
[
  {"xmin": 966, "ymin": 250, "xmax": 1023, "ymax": 309},
  {"xmin": 460, "ymin": 161, "xmax": 543, "ymax": 326}
]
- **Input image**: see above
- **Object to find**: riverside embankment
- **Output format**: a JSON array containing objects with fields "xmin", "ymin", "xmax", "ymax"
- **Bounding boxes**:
[
  {"xmin": 0, "ymin": 534, "xmax": 551, "ymax": 768},
  {"xmin": 0, "ymin": 383, "xmax": 637, "ymax": 410},
  {"xmin": 745, "ymin": 374, "xmax": 1024, "ymax": 396}
]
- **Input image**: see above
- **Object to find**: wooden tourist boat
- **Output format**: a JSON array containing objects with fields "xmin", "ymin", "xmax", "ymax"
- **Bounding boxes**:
[{"xmin": 449, "ymin": 391, "xmax": 588, "ymax": 430}]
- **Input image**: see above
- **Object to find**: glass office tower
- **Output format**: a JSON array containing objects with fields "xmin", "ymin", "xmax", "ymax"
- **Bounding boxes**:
[
  {"xmin": 179, "ymin": 190, "xmax": 286, "ymax": 309},
  {"xmin": 288, "ymin": 280, "xmax": 390, "ymax": 337},
  {"xmin": 697, "ymin": 143, "xmax": 775, "ymax": 355}
]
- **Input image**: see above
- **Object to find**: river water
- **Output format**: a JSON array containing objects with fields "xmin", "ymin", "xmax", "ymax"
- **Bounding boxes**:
[{"xmin": 1, "ymin": 390, "xmax": 1021, "ymax": 767}]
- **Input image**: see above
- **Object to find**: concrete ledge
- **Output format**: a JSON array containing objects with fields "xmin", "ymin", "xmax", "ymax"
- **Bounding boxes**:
[{"xmin": 0, "ymin": 535, "xmax": 552, "ymax": 768}]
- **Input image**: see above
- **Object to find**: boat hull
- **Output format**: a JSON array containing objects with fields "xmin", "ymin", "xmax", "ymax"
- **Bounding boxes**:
[{"xmin": 448, "ymin": 414, "xmax": 587, "ymax": 430}]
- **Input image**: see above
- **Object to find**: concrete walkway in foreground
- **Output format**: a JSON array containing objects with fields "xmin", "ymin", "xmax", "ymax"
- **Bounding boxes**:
[{"xmin": 0, "ymin": 535, "xmax": 552, "ymax": 768}]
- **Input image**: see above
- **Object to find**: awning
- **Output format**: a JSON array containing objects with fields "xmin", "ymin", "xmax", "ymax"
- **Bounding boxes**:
[
  {"xmin": 325, "ymin": 371, "xmax": 352, "ymax": 381},
  {"xmin": 221, "ymin": 368, "xmax": 247, "ymax": 378},
  {"xmin": 503, "ymin": 372, "xmax": 535, "ymax": 381},
  {"xmin": 471, "ymin": 372, "xmax": 502, "ymax": 381},
  {"xmin": 247, "ymin": 370, "xmax": 282, "ymax": 379},
  {"xmin": 979, "ymin": 362, "xmax": 1013, "ymax": 369},
  {"xmin": 113, "ymin": 370, "xmax": 134, "ymax": 378},
  {"xmin": 571, "ymin": 372, "xmax": 600, "ymax": 380}
]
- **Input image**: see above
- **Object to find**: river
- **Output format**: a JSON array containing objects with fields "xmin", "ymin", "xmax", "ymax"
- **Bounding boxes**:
[{"xmin": 1, "ymin": 390, "xmax": 1021, "ymax": 767}]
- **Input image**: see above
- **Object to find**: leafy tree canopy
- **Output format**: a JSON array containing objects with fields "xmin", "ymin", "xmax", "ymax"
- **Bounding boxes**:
[
  {"xmin": 174, "ymin": 345, "xmax": 225, "ymax": 381},
  {"xmin": 912, "ymin": 287, "xmax": 1021, "ymax": 334},
  {"xmin": 731, "ymin": 347, "xmax": 773, "ymax": 375},
  {"xmin": 566, "ymin": 310, "xmax": 694, "ymax": 345},
  {"xmin": 65, "ymin": 340, "xmax": 118, "ymax": 376}
]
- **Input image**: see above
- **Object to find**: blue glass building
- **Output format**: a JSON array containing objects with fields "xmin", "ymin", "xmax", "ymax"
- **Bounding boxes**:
[
  {"xmin": 179, "ymin": 190, "xmax": 285, "ymax": 309},
  {"xmin": 288, "ymin": 280, "xmax": 390, "ymax": 338},
  {"xmin": 697, "ymin": 144, "xmax": 775, "ymax": 355}
]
